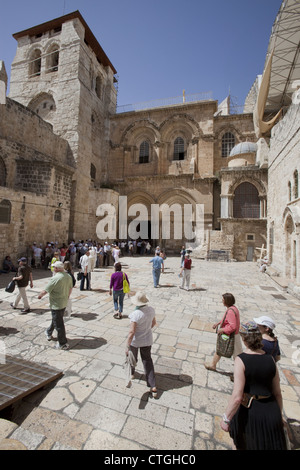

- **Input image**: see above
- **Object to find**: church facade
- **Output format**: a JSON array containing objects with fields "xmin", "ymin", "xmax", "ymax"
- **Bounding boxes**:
[{"xmin": 0, "ymin": 7, "xmax": 299, "ymax": 291}]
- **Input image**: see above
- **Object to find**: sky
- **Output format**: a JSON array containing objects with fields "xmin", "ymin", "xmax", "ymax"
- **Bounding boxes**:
[{"xmin": 0, "ymin": 0, "xmax": 283, "ymax": 109}]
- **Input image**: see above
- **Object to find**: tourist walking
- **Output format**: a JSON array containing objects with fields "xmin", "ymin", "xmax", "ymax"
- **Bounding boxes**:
[
  {"xmin": 205, "ymin": 293, "xmax": 242, "ymax": 371},
  {"xmin": 221, "ymin": 321, "xmax": 287, "ymax": 450},
  {"xmin": 79, "ymin": 248, "xmax": 92, "ymax": 290},
  {"xmin": 149, "ymin": 252, "xmax": 164, "ymax": 288},
  {"xmin": 38, "ymin": 261, "xmax": 73, "ymax": 350},
  {"xmin": 126, "ymin": 292, "xmax": 157, "ymax": 397},
  {"xmin": 179, "ymin": 253, "xmax": 192, "ymax": 290},
  {"xmin": 109, "ymin": 262, "xmax": 129, "ymax": 319},
  {"xmin": 253, "ymin": 315, "xmax": 281, "ymax": 362},
  {"xmin": 11, "ymin": 257, "xmax": 33, "ymax": 314}
]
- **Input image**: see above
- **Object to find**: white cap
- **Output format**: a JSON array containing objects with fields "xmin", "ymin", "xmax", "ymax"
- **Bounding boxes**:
[{"xmin": 253, "ymin": 316, "xmax": 276, "ymax": 330}]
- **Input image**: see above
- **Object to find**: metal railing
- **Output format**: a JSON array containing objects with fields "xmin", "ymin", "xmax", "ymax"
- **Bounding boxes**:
[{"xmin": 116, "ymin": 91, "xmax": 214, "ymax": 113}]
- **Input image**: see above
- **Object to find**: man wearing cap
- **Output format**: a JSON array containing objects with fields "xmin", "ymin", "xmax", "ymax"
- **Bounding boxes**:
[
  {"xmin": 11, "ymin": 257, "xmax": 33, "ymax": 314},
  {"xmin": 38, "ymin": 261, "xmax": 73, "ymax": 350}
]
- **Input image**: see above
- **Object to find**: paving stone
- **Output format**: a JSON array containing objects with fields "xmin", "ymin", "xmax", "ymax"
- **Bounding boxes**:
[{"xmin": 0, "ymin": 256, "xmax": 300, "ymax": 450}]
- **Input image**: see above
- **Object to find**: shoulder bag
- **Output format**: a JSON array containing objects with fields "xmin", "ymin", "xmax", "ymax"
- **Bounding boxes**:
[
  {"xmin": 216, "ymin": 308, "xmax": 236, "ymax": 358},
  {"xmin": 123, "ymin": 273, "xmax": 130, "ymax": 294},
  {"xmin": 5, "ymin": 279, "xmax": 16, "ymax": 293}
]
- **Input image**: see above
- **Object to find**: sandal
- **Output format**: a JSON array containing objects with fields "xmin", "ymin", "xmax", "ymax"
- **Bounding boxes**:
[
  {"xmin": 118, "ymin": 312, "xmax": 123, "ymax": 319},
  {"xmin": 204, "ymin": 364, "xmax": 216, "ymax": 372}
]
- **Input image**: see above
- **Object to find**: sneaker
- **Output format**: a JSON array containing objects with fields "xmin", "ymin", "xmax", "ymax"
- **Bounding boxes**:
[
  {"xmin": 20, "ymin": 308, "xmax": 31, "ymax": 314},
  {"xmin": 56, "ymin": 342, "xmax": 70, "ymax": 350},
  {"xmin": 10, "ymin": 303, "xmax": 16, "ymax": 309},
  {"xmin": 45, "ymin": 331, "xmax": 52, "ymax": 341}
]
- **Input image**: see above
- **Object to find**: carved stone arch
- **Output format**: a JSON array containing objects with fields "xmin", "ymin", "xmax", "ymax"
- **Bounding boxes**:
[
  {"xmin": 159, "ymin": 114, "xmax": 200, "ymax": 162},
  {"xmin": 157, "ymin": 188, "xmax": 197, "ymax": 206},
  {"xmin": 215, "ymin": 124, "xmax": 244, "ymax": 142},
  {"xmin": 127, "ymin": 190, "xmax": 156, "ymax": 209},
  {"xmin": 229, "ymin": 176, "xmax": 266, "ymax": 198},
  {"xmin": 45, "ymin": 41, "xmax": 60, "ymax": 73},
  {"xmin": 27, "ymin": 46, "xmax": 42, "ymax": 77},
  {"xmin": 121, "ymin": 119, "xmax": 160, "ymax": 146},
  {"xmin": 28, "ymin": 92, "xmax": 56, "ymax": 121},
  {"xmin": 159, "ymin": 113, "xmax": 201, "ymax": 142}
]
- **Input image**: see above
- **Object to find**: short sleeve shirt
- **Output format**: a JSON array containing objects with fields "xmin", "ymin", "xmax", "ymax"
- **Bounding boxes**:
[
  {"xmin": 129, "ymin": 306, "xmax": 156, "ymax": 348},
  {"xmin": 150, "ymin": 256, "xmax": 164, "ymax": 270},
  {"xmin": 45, "ymin": 271, "xmax": 73, "ymax": 310},
  {"xmin": 17, "ymin": 265, "xmax": 32, "ymax": 288}
]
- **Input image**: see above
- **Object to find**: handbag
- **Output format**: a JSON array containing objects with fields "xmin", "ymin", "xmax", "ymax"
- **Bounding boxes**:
[
  {"xmin": 216, "ymin": 308, "xmax": 236, "ymax": 358},
  {"xmin": 77, "ymin": 272, "xmax": 84, "ymax": 281},
  {"xmin": 5, "ymin": 279, "xmax": 16, "ymax": 293},
  {"xmin": 123, "ymin": 273, "xmax": 130, "ymax": 294}
]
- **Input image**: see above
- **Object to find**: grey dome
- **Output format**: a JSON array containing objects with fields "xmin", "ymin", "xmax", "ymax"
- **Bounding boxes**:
[{"xmin": 230, "ymin": 142, "xmax": 257, "ymax": 157}]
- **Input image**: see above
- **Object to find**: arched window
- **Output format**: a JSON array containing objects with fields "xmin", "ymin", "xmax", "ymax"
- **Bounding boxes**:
[
  {"xmin": 0, "ymin": 157, "xmax": 6, "ymax": 187},
  {"xmin": 139, "ymin": 141, "xmax": 149, "ymax": 164},
  {"xmin": 29, "ymin": 49, "xmax": 41, "ymax": 77},
  {"xmin": 54, "ymin": 209, "xmax": 61, "ymax": 222},
  {"xmin": 233, "ymin": 182, "xmax": 260, "ymax": 218},
  {"xmin": 90, "ymin": 163, "xmax": 96, "ymax": 180},
  {"xmin": 0, "ymin": 199, "xmax": 11, "ymax": 224},
  {"xmin": 173, "ymin": 137, "xmax": 185, "ymax": 160},
  {"xmin": 222, "ymin": 132, "xmax": 235, "ymax": 157},
  {"xmin": 46, "ymin": 45, "xmax": 59, "ymax": 73},
  {"xmin": 288, "ymin": 181, "xmax": 292, "ymax": 202},
  {"xmin": 294, "ymin": 170, "xmax": 299, "ymax": 199}
]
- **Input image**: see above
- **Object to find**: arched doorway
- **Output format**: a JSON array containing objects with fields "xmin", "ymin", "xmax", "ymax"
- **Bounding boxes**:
[{"xmin": 284, "ymin": 214, "xmax": 296, "ymax": 279}]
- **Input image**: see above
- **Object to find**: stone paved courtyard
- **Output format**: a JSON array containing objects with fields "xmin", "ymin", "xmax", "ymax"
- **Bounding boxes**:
[{"xmin": 0, "ymin": 256, "xmax": 300, "ymax": 450}]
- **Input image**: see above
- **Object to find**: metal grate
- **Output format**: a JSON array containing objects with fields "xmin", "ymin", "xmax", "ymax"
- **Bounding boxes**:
[
  {"xmin": 0, "ymin": 356, "xmax": 63, "ymax": 411},
  {"xmin": 233, "ymin": 182, "xmax": 260, "ymax": 218}
]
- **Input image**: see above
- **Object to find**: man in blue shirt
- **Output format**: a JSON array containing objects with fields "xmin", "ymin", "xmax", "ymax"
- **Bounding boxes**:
[{"xmin": 149, "ymin": 252, "xmax": 164, "ymax": 288}]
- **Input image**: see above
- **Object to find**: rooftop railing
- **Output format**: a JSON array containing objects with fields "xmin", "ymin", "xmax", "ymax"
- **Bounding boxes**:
[{"xmin": 116, "ymin": 91, "xmax": 214, "ymax": 113}]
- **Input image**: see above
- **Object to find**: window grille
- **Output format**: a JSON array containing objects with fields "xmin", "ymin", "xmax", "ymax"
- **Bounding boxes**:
[
  {"xmin": 173, "ymin": 137, "xmax": 185, "ymax": 160},
  {"xmin": 139, "ymin": 141, "xmax": 149, "ymax": 164},
  {"xmin": 222, "ymin": 132, "xmax": 235, "ymax": 157},
  {"xmin": 233, "ymin": 182, "xmax": 260, "ymax": 218},
  {"xmin": 54, "ymin": 209, "xmax": 61, "ymax": 222}
]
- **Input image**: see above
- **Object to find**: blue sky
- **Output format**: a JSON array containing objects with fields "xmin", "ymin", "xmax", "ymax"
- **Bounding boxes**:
[{"xmin": 0, "ymin": 0, "xmax": 282, "ymax": 108}]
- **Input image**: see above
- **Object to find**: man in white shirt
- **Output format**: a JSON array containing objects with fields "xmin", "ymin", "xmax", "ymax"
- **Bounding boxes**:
[{"xmin": 79, "ymin": 249, "xmax": 92, "ymax": 290}]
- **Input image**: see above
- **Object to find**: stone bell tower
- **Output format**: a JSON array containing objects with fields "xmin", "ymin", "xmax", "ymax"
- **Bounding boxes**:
[{"xmin": 9, "ymin": 11, "xmax": 118, "ymax": 239}]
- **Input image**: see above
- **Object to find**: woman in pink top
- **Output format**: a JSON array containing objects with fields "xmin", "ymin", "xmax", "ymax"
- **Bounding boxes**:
[{"xmin": 205, "ymin": 293, "xmax": 242, "ymax": 372}]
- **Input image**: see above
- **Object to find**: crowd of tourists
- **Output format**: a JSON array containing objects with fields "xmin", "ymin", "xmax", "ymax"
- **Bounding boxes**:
[{"xmin": 1, "ymin": 238, "xmax": 290, "ymax": 450}]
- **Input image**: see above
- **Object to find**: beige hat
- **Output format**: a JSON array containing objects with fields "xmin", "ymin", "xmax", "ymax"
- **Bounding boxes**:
[{"xmin": 131, "ymin": 291, "xmax": 149, "ymax": 307}]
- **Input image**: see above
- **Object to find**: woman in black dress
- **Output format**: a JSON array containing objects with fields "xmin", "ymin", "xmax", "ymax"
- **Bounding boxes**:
[{"xmin": 221, "ymin": 321, "xmax": 287, "ymax": 450}]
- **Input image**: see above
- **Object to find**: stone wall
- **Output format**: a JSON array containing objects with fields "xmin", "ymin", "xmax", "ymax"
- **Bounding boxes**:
[
  {"xmin": 0, "ymin": 97, "xmax": 75, "ymax": 262},
  {"xmin": 268, "ymin": 97, "xmax": 300, "ymax": 287}
]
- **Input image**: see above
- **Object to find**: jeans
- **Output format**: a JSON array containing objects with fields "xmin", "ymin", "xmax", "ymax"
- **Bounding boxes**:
[
  {"xmin": 130, "ymin": 345, "xmax": 156, "ymax": 388},
  {"xmin": 113, "ymin": 289, "xmax": 125, "ymax": 313},
  {"xmin": 152, "ymin": 269, "xmax": 161, "ymax": 287},
  {"xmin": 47, "ymin": 308, "xmax": 67, "ymax": 346},
  {"xmin": 80, "ymin": 272, "xmax": 91, "ymax": 290}
]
